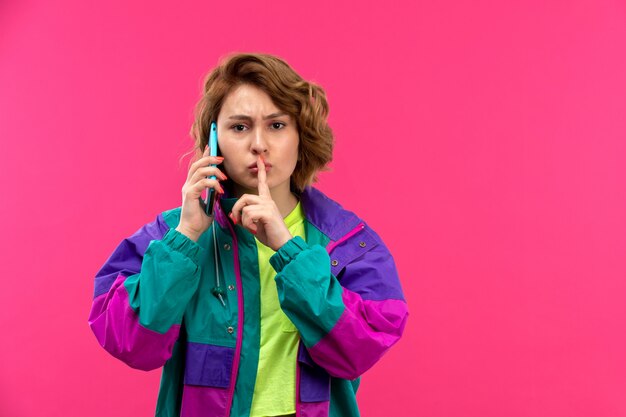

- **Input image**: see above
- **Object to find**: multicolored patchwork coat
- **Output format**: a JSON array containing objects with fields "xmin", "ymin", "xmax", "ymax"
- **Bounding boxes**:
[{"xmin": 88, "ymin": 186, "xmax": 408, "ymax": 417}]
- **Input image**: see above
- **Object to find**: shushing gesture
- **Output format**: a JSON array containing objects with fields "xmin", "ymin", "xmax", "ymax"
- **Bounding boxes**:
[{"xmin": 230, "ymin": 155, "xmax": 293, "ymax": 251}]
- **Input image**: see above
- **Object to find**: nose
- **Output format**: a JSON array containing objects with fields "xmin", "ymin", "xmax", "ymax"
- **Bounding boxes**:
[{"xmin": 250, "ymin": 127, "xmax": 268, "ymax": 155}]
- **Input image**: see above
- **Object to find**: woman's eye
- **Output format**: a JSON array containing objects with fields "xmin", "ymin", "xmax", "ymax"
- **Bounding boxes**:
[
  {"xmin": 271, "ymin": 122, "xmax": 285, "ymax": 130},
  {"xmin": 231, "ymin": 124, "xmax": 247, "ymax": 132}
]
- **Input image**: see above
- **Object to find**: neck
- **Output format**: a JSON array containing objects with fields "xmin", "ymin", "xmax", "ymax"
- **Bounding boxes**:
[{"xmin": 232, "ymin": 181, "xmax": 299, "ymax": 218}]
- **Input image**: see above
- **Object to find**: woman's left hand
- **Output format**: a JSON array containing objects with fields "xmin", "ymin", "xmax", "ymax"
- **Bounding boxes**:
[{"xmin": 230, "ymin": 155, "xmax": 293, "ymax": 251}]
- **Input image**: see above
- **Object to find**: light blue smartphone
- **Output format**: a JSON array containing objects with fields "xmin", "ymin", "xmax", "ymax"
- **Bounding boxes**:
[{"xmin": 204, "ymin": 121, "xmax": 219, "ymax": 216}]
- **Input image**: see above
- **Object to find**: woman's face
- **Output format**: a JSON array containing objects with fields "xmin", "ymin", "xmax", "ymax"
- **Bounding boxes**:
[{"xmin": 216, "ymin": 84, "xmax": 299, "ymax": 197}]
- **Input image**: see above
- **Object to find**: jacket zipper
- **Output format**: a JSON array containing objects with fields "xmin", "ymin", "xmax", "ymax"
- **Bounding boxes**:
[
  {"xmin": 295, "ymin": 343, "xmax": 302, "ymax": 417},
  {"xmin": 217, "ymin": 203, "xmax": 245, "ymax": 417}
]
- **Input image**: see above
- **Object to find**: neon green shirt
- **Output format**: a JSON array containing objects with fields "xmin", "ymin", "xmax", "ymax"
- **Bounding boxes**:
[{"xmin": 249, "ymin": 201, "xmax": 305, "ymax": 417}]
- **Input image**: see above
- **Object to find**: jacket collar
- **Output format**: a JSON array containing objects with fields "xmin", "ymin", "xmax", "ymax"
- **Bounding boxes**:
[{"xmin": 300, "ymin": 186, "xmax": 361, "ymax": 241}]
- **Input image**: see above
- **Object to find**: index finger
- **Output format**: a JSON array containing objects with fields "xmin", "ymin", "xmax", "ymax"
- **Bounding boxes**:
[
  {"xmin": 187, "ymin": 145, "xmax": 212, "ymax": 179},
  {"xmin": 256, "ymin": 155, "xmax": 271, "ymax": 198}
]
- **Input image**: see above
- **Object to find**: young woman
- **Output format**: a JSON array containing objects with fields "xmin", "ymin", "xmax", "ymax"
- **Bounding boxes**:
[{"xmin": 88, "ymin": 53, "xmax": 408, "ymax": 417}]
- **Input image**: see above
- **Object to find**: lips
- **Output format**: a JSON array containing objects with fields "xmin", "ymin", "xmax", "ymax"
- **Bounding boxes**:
[
  {"xmin": 248, "ymin": 162, "xmax": 272, "ymax": 174},
  {"xmin": 248, "ymin": 161, "xmax": 272, "ymax": 169},
  {"xmin": 248, "ymin": 165, "xmax": 271, "ymax": 173}
]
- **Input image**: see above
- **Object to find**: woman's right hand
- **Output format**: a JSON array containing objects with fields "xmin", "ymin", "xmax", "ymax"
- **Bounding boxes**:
[{"xmin": 175, "ymin": 145, "xmax": 227, "ymax": 242}]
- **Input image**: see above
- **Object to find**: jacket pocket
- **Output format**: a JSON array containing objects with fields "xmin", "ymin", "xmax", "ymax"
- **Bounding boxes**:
[{"xmin": 184, "ymin": 342, "xmax": 235, "ymax": 389}]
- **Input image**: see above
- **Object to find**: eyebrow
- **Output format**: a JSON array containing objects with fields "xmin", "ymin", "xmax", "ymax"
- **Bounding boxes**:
[{"xmin": 227, "ymin": 112, "xmax": 289, "ymax": 121}]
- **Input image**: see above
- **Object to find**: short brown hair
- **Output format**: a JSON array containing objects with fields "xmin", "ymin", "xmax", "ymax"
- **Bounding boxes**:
[{"xmin": 189, "ymin": 52, "xmax": 334, "ymax": 193}]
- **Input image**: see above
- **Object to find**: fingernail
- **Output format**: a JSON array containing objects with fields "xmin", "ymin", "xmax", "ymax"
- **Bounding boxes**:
[
  {"xmin": 251, "ymin": 229, "xmax": 257, "ymax": 235},
  {"xmin": 216, "ymin": 156, "xmax": 224, "ymax": 161},
  {"xmin": 260, "ymin": 155, "xmax": 265, "ymax": 163}
]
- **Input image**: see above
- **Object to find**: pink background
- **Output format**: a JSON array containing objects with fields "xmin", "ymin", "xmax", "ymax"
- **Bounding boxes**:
[{"xmin": 1, "ymin": 0, "xmax": 625, "ymax": 416}]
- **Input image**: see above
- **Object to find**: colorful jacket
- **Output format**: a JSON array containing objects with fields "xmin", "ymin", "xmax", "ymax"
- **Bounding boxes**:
[{"xmin": 88, "ymin": 186, "xmax": 408, "ymax": 417}]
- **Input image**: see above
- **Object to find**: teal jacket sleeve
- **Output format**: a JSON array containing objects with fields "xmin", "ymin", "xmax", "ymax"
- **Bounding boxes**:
[
  {"xmin": 270, "ymin": 235, "xmax": 408, "ymax": 379},
  {"xmin": 88, "ymin": 215, "xmax": 205, "ymax": 371}
]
